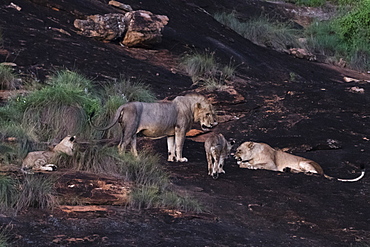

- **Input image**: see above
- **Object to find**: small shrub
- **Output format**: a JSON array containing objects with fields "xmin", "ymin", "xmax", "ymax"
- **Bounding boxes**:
[
  {"xmin": 0, "ymin": 65, "xmax": 16, "ymax": 90},
  {"xmin": 181, "ymin": 51, "xmax": 235, "ymax": 90}
]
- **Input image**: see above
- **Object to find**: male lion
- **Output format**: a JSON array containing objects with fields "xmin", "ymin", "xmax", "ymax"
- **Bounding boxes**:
[
  {"xmin": 95, "ymin": 93, "xmax": 217, "ymax": 162},
  {"xmin": 204, "ymin": 133, "xmax": 234, "ymax": 179},
  {"xmin": 22, "ymin": 135, "xmax": 76, "ymax": 174},
  {"xmin": 234, "ymin": 141, "xmax": 365, "ymax": 182}
]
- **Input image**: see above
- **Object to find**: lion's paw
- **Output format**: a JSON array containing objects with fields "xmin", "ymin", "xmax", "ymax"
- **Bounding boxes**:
[{"xmin": 177, "ymin": 157, "xmax": 188, "ymax": 162}]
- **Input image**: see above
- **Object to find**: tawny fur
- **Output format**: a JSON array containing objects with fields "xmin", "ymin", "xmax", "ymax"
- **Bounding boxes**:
[
  {"xmin": 204, "ymin": 133, "xmax": 234, "ymax": 179},
  {"xmin": 234, "ymin": 141, "xmax": 365, "ymax": 182},
  {"xmin": 95, "ymin": 93, "xmax": 218, "ymax": 162},
  {"xmin": 22, "ymin": 135, "xmax": 76, "ymax": 174}
]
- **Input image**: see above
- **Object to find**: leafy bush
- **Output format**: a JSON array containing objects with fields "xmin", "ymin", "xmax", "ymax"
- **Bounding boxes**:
[
  {"xmin": 305, "ymin": 0, "xmax": 370, "ymax": 71},
  {"xmin": 181, "ymin": 50, "xmax": 235, "ymax": 90},
  {"xmin": 334, "ymin": 1, "xmax": 370, "ymax": 48},
  {"xmin": 214, "ymin": 12, "xmax": 302, "ymax": 52}
]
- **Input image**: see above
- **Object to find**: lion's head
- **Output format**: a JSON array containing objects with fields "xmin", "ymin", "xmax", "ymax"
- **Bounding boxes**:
[
  {"xmin": 53, "ymin": 135, "xmax": 76, "ymax": 156},
  {"xmin": 194, "ymin": 101, "xmax": 218, "ymax": 131},
  {"xmin": 234, "ymin": 141, "xmax": 256, "ymax": 166}
]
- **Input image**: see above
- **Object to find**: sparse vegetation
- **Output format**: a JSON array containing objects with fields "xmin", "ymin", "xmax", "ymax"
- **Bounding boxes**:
[
  {"xmin": 15, "ymin": 175, "xmax": 58, "ymax": 212},
  {"xmin": 181, "ymin": 50, "xmax": 235, "ymax": 90},
  {"xmin": 0, "ymin": 174, "xmax": 57, "ymax": 213},
  {"xmin": 57, "ymin": 144, "xmax": 202, "ymax": 211},
  {"xmin": 214, "ymin": 12, "xmax": 302, "ymax": 52},
  {"xmin": 0, "ymin": 224, "xmax": 10, "ymax": 247},
  {"xmin": 0, "ymin": 68, "xmax": 200, "ymax": 214},
  {"xmin": 305, "ymin": 0, "xmax": 370, "ymax": 71},
  {"xmin": 0, "ymin": 175, "xmax": 18, "ymax": 210},
  {"xmin": 283, "ymin": 0, "xmax": 359, "ymax": 7}
]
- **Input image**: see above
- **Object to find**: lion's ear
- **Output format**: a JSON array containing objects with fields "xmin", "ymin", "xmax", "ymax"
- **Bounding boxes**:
[{"xmin": 248, "ymin": 142, "xmax": 254, "ymax": 149}]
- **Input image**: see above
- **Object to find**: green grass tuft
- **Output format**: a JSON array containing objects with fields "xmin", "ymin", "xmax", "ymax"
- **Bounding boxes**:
[
  {"xmin": 214, "ymin": 12, "xmax": 302, "ymax": 52},
  {"xmin": 181, "ymin": 50, "xmax": 235, "ymax": 90},
  {"xmin": 0, "ymin": 175, "xmax": 18, "ymax": 210},
  {"xmin": 16, "ymin": 175, "xmax": 58, "ymax": 212},
  {"xmin": 0, "ymin": 65, "xmax": 16, "ymax": 90}
]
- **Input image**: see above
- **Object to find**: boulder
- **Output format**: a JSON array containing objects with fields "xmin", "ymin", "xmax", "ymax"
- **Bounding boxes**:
[
  {"xmin": 289, "ymin": 48, "xmax": 316, "ymax": 61},
  {"xmin": 122, "ymin": 10, "xmax": 169, "ymax": 47},
  {"xmin": 74, "ymin": 13, "xmax": 126, "ymax": 41}
]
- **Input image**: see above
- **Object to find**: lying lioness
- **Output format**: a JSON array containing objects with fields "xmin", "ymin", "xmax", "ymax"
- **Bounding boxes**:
[
  {"xmin": 22, "ymin": 135, "xmax": 76, "ymax": 174},
  {"xmin": 234, "ymin": 141, "xmax": 365, "ymax": 182}
]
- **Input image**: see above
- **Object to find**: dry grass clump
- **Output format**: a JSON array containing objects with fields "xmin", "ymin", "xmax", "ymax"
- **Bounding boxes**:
[{"xmin": 0, "ymin": 174, "xmax": 58, "ymax": 214}]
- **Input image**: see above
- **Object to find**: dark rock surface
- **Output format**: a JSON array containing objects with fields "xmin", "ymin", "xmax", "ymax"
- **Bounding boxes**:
[{"xmin": 1, "ymin": 0, "xmax": 370, "ymax": 246}]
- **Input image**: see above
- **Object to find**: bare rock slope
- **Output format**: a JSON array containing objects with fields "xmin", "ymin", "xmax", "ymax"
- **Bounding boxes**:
[{"xmin": 1, "ymin": 0, "xmax": 370, "ymax": 246}]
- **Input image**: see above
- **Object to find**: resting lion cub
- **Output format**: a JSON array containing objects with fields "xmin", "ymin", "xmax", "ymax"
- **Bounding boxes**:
[
  {"xmin": 235, "ymin": 141, "xmax": 365, "ymax": 182},
  {"xmin": 204, "ymin": 133, "xmax": 234, "ymax": 179},
  {"xmin": 22, "ymin": 135, "xmax": 76, "ymax": 174}
]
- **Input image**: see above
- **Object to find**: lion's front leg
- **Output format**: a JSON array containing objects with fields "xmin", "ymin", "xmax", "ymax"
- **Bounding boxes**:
[
  {"xmin": 174, "ymin": 129, "xmax": 188, "ymax": 162},
  {"xmin": 167, "ymin": 136, "xmax": 176, "ymax": 162}
]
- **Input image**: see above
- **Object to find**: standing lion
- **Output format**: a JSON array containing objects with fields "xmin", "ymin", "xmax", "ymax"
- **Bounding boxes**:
[{"xmin": 94, "ymin": 93, "xmax": 218, "ymax": 162}]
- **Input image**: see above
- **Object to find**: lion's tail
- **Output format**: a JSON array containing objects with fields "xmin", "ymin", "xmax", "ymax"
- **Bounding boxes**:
[
  {"xmin": 324, "ymin": 165, "xmax": 366, "ymax": 182},
  {"xmin": 91, "ymin": 104, "xmax": 126, "ymax": 131}
]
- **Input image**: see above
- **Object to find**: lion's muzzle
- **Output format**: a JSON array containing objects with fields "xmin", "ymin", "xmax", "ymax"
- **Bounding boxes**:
[{"xmin": 201, "ymin": 121, "xmax": 218, "ymax": 131}]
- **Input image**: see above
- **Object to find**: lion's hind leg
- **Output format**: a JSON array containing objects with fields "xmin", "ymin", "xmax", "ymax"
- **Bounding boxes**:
[
  {"xmin": 210, "ymin": 146, "xmax": 220, "ymax": 179},
  {"xmin": 41, "ymin": 164, "xmax": 57, "ymax": 171},
  {"xmin": 218, "ymin": 153, "xmax": 226, "ymax": 174},
  {"xmin": 206, "ymin": 149, "xmax": 213, "ymax": 176},
  {"xmin": 22, "ymin": 157, "xmax": 47, "ymax": 174},
  {"xmin": 298, "ymin": 161, "xmax": 320, "ymax": 174}
]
